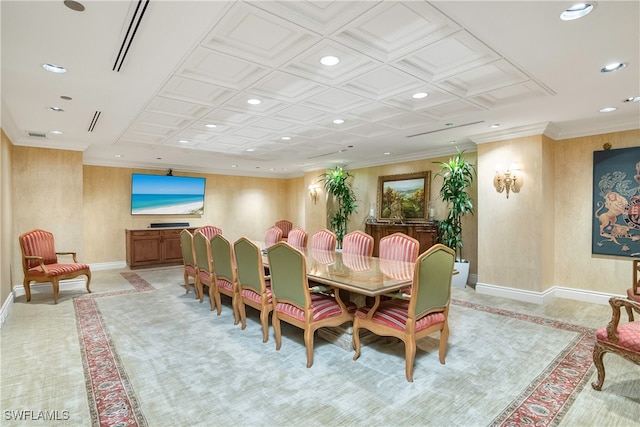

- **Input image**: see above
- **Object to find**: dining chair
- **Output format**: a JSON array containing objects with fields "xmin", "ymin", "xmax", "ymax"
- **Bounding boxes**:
[
  {"xmin": 275, "ymin": 219, "xmax": 293, "ymax": 241},
  {"xmin": 195, "ymin": 225, "xmax": 222, "ymax": 240},
  {"xmin": 287, "ymin": 227, "xmax": 308, "ymax": 249},
  {"xmin": 193, "ymin": 231, "xmax": 218, "ymax": 310},
  {"xmin": 210, "ymin": 234, "xmax": 240, "ymax": 324},
  {"xmin": 310, "ymin": 228, "xmax": 337, "ymax": 251},
  {"xmin": 180, "ymin": 229, "xmax": 198, "ymax": 299},
  {"xmin": 233, "ymin": 237, "xmax": 273, "ymax": 342},
  {"xmin": 264, "ymin": 226, "xmax": 283, "ymax": 248},
  {"xmin": 352, "ymin": 243, "xmax": 455, "ymax": 382},
  {"xmin": 266, "ymin": 242, "xmax": 353, "ymax": 368},
  {"xmin": 18, "ymin": 229, "xmax": 92, "ymax": 304},
  {"xmin": 342, "ymin": 230, "xmax": 374, "ymax": 257},
  {"xmin": 379, "ymin": 232, "xmax": 419, "ymax": 262}
]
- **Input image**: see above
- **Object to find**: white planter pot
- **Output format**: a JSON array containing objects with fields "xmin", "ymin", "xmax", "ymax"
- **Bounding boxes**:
[{"xmin": 452, "ymin": 261, "xmax": 470, "ymax": 288}]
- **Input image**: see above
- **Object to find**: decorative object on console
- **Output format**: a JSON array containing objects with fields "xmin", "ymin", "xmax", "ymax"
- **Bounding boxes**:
[
  {"xmin": 493, "ymin": 163, "xmax": 522, "ymax": 198},
  {"xmin": 320, "ymin": 166, "xmax": 357, "ymax": 248},
  {"xmin": 377, "ymin": 171, "xmax": 430, "ymax": 222}
]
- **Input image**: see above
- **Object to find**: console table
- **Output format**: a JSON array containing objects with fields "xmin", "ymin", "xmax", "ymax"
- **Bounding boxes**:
[
  {"xmin": 126, "ymin": 228, "xmax": 196, "ymax": 268},
  {"xmin": 365, "ymin": 222, "xmax": 438, "ymax": 257}
]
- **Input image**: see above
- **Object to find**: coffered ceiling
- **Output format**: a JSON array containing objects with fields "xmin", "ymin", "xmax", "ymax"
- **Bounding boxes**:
[{"xmin": 2, "ymin": 1, "xmax": 638, "ymax": 178}]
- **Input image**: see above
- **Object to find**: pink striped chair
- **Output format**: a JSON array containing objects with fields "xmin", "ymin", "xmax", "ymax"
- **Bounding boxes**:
[
  {"xmin": 287, "ymin": 227, "xmax": 308, "ymax": 249},
  {"xmin": 234, "ymin": 237, "xmax": 273, "ymax": 342},
  {"xmin": 195, "ymin": 225, "xmax": 222, "ymax": 240},
  {"xmin": 265, "ymin": 226, "xmax": 283, "ymax": 248},
  {"xmin": 19, "ymin": 229, "xmax": 91, "ymax": 304},
  {"xmin": 275, "ymin": 220, "xmax": 293, "ymax": 241},
  {"xmin": 379, "ymin": 232, "xmax": 419, "ymax": 262},
  {"xmin": 310, "ymin": 228, "xmax": 337, "ymax": 251},
  {"xmin": 180, "ymin": 229, "xmax": 198, "ymax": 299},
  {"xmin": 352, "ymin": 244, "xmax": 455, "ymax": 382},
  {"xmin": 342, "ymin": 230, "xmax": 374, "ymax": 257},
  {"xmin": 266, "ymin": 242, "xmax": 353, "ymax": 368}
]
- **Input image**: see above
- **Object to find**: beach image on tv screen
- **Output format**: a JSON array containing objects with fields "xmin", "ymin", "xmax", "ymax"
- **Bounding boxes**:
[{"xmin": 131, "ymin": 174, "xmax": 205, "ymax": 215}]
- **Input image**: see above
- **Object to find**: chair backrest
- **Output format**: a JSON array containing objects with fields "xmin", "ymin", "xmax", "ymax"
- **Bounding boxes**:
[
  {"xmin": 265, "ymin": 226, "xmax": 283, "ymax": 248},
  {"xmin": 195, "ymin": 225, "xmax": 222, "ymax": 240},
  {"xmin": 275, "ymin": 220, "xmax": 293, "ymax": 238},
  {"xmin": 311, "ymin": 228, "xmax": 337, "ymax": 251},
  {"xmin": 379, "ymin": 232, "xmax": 419, "ymax": 262},
  {"xmin": 234, "ymin": 237, "xmax": 266, "ymax": 295},
  {"xmin": 193, "ymin": 231, "xmax": 213, "ymax": 275},
  {"xmin": 342, "ymin": 230, "xmax": 374, "ymax": 256},
  {"xmin": 267, "ymin": 242, "xmax": 310, "ymax": 309},
  {"xmin": 210, "ymin": 234, "xmax": 236, "ymax": 283},
  {"xmin": 288, "ymin": 227, "xmax": 308, "ymax": 248},
  {"xmin": 410, "ymin": 244, "xmax": 455, "ymax": 318},
  {"xmin": 19, "ymin": 229, "xmax": 58, "ymax": 270},
  {"xmin": 180, "ymin": 229, "xmax": 195, "ymax": 267}
]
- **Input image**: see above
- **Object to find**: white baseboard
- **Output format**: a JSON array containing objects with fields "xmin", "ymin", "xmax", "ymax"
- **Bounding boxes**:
[
  {"xmin": 12, "ymin": 278, "xmax": 89, "ymax": 299},
  {"xmin": 475, "ymin": 282, "xmax": 624, "ymax": 305},
  {"xmin": 0, "ymin": 291, "xmax": 14, "ymax": 329}
]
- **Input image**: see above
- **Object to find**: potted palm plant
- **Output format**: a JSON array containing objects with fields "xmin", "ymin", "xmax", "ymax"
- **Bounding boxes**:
[
  {"xmin": 320, "ymin": 166, "xmax": 357, "ymax": 248},
  {"xmin": 435, "ymin": 149, "xmax": 475, "ymax": 288}
]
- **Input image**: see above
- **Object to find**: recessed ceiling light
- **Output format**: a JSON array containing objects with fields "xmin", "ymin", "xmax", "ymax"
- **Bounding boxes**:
[
  {"xmin": 601, "ymin": 62, "xmax": 627, "ymax": 73},
  {"xmin": 49, "ymin": 130, "xmax": 63, "ymax": 135},
  {"xmin": 384, "ymin": 152, "xmax": 391, "ymax": 155},
  {"xmin": 281, "ymin": 136, "xmax": 291, "ymax": 140},
  {"xmin": 231, "ymin": 164, "xmax": 238, "ymax": 168},
  {"xmin": 320, "ymin": 55, "xmax": 340, "ymax": 66},
  {"xmin": 42, "ymin": 63, "xmax": 67, "ymax": 73},
  {"xmin": 450, "ymin": 140, "xmax": 456, "ymax": 144},
  {"xmin": 599, "ymin": 107, "xmax": 617, "ymax": 113},
  {"xmin": 624, "ymin": 96, "xmax": 640, "ymax": 103},
  {"xmin": 333, "ymin": 119, "xmax": 344, "ymax": 124},
  {"xmin": 205, "ymin": 124, "xmax": 217, "ymax": 128},
  {"xmin": 246, "ymin": 148, "xmax": 256, "ymax": 152},
  {"xmin": 60, "ymin": 95, "xmax": 72, "ymax": 100},
  {"xmin": 114, "ymin": 154, "xmax": 123, "ymax": 158},
  {"xmin": 269, "ymin": 168, "xmax": 275, "ymax": 171},
  {"xmin": 489, "ymin": 123, "xmax": 501, "ymax": 128},
  {"xmin": 560, "ymin": 3, "xmax": 594, "ymax": 21},
  {"xmin": 48, "ymin": 106, "xmax": 64, "ymax": 112},
  {"xmin": 412, "ymin": 92, "xmax": 428, "ymax": 99},
  {"xmin": 247, "ymin": 98, "xmax": 261, "ymax": 105},
  {"xmin": 179, "ymin": 140, "xmax": 189, "ymax": 144},
  {"xmin": 64, "ymin": 0, "xmax": 85, "ymax": 12}
]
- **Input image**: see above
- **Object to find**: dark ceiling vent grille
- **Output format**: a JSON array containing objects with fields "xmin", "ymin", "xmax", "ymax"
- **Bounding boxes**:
[
  {"xmin": 406, "ymin": 121, "xmax": 485, "ymax": 138},
  {"xmin": 27, "ymin": 131, "xmax": 47, "ymax": 139},
  {"xmin": 113, "ymin": 0, "xmax": 150, "ymax": 72},
  {"xmin": 88, "ymin": 111, "xmax": 102, "ymax": 132}
]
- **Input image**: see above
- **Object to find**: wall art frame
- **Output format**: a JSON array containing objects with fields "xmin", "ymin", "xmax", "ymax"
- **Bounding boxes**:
[{"xmin": 377, "ymin": 171, "xmax": 430, "ymax": 222}]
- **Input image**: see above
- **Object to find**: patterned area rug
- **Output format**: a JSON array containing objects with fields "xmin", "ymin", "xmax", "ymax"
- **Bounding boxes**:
[{"xmin": 73, "ymin": 273, "xmax": 595, "ymax": 427}]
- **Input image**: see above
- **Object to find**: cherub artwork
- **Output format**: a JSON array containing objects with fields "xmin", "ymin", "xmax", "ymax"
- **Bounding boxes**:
[{"xmin": 592, "ymin": 146, "xmax": 640, "ymax": 257}]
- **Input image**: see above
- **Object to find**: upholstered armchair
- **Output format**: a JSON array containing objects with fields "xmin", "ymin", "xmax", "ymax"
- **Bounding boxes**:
[
  {"xmin": 267, "ymin": 242, "xmax": 353, "ymax": 367},
  {"xmin": 592, "ymin": 297, "xmax": 640, "ymax": 390},
  {"xmin": 353, "ymin": 244, "xmax": 455, "ymax": 382},
  {"xmin": 19, "ymin": 229, "xmax": 91, "ymax": 304},
  {"xmin": 210, "ymin": 234, "xmax": 240, "ymax": 324},
  {"xmin": 275, "ymin": 220, "xmax": 293, "ymax": 241},
  {"xmin": 180, "ymin": 229, "xmax": 198, "ymax": 299}
]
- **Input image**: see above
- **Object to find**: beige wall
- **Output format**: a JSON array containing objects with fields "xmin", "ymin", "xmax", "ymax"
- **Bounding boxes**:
[{"xmin": 1, "ymin": 130, "xmax": 14, "ymax": 304}]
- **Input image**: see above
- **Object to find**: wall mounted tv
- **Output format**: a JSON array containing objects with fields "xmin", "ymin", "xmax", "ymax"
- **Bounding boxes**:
[{"xmin": 131, "ymin": 173, "xmax": 205, "ymax": 215}]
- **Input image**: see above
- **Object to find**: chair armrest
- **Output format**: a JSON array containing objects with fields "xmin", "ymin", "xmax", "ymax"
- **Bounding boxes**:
[
  {"xmin": 605, "ymin": 297, "xmax": 640, "ymax": 344},
  {"xmin": 56, "ymin": 251, "xmax": 79, "ymax": 263},
  {"xmin": 25, "ymin": 255, "xmax": 50, "ymax": 275}
]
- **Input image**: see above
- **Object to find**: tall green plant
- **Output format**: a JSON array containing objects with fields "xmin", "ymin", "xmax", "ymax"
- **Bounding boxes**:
[
  {"xmin": 320, "ymin": 166, "xmax": 357, "ymax": 247},
  {"xmin": 435, "ymin": 149, "xmax": 475, "ymax": 261}
]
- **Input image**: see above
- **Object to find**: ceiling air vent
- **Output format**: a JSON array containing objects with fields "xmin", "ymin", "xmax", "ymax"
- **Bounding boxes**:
[
  {"xmin": 88, "ymin": 111, "xmax": 102, "ymax": 132},
  {"xmin": 406, "ymin": 121, "xmax": 485, "ymax": 138},
  {"xmin": 113, "ymin": 0, "xmax": 150, "ymax": 72},
  {"xmin": 27, "ymin": 131, "xmax": 47, "ymax": 139}
]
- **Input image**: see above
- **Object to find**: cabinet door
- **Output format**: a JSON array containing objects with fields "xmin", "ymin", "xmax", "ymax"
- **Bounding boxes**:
[
  {"xmin": 414, "ymin": 226, "xmax": 438, "ymax": 255},
  {"xmin": 161, "ymin": 230, "xmax": 184, "ymax": 263},
  {"xmin": 130, "ymin": 233, "xmax": 162, "ymax": 266}
]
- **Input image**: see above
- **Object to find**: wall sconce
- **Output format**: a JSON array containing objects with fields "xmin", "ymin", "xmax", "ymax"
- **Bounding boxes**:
[
  {"xmin": 308, "ymin": 184, "xmax": 319, "ymax": 204},
  {"xmin": 494, "ymin": 163, "xmax": 522, "ymax": 199}
]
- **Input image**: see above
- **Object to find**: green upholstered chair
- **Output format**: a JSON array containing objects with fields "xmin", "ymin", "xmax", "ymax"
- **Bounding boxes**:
[
  {"xmin": 352, "ymin": 244, "xmax": 455, "ymax": 382},
  {"xmin": 180, "ymin": 229, "xmax": 198, "ymax": 299},
  {"xmin": 267, "ymin": 242, "xmax": 353, "ymax": 368},
  {"xmin": 210, "ymin": 234, "xmax": 240, "ymax": 325},
  {"xmin": 193, "ymin": 231, "xmax": 218, "ymax": 311},
  {"xmin": 233, "ymin": 237, "xmax": 273, "ymax": 342}
]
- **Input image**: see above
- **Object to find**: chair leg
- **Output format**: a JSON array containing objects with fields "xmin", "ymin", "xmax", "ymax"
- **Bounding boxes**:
[
  {"xmin": 231, "ymin": 293, "xmax": 240, "ymax": 325},
  {"xmin": 85, "ymin": 272, "xmax": 92, "ymax": 294},
  {"xmin": 304, "ymin": 327, "xmax": 315, "ymax": 368},
  {"xmin": 592, "ymin": 342, "xmax": 607, "ymax": 390},
  {"xmin": 405, "ymin": 337, "xmax": 416, "ymax": 382},
  {"xmin": 184, "ymin": 272, "xmax": 190, "ymax": 293},
  {"xmin": 52, "ymin": 278, "xmax": 60, "ymax": 304},
  {"xmin": 439, "ymin": 323, "xmax": 449, "ymax": 365},
  {"xmin": 196, "ymin": 278, "xmax": 204, "ymax": 303},
  {"xmin": 352, "ymin": 320, "xmax": 362, "ymax": 360},
  {"xmin": 273, "ymin": 313, "xmax": 282, "ymax": 350},
  {"xmin": 260, "ymin": 308, "xmax": 269, "ymax": 343},
  {"xmin": 23, "ymin": 279, "xmax": 32, "ymax": 302},
  {"xmin": 239, "ymin": 301, "xmax": 247, "ymax": 330}
]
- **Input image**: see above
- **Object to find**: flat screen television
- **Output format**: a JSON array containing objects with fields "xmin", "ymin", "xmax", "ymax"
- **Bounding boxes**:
[{"xmin": 131, "ymin": 173, "xmax": 205, "ymax": 215}]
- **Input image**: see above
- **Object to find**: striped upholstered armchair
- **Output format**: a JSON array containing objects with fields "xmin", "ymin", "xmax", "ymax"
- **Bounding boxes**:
[
  {"xmin": 275, "ymin": 220, "xmax": 293, "ymax": 241},
  {"xmin": 19, "ymin": 229, "xmax": 91, "ymax": 304}
]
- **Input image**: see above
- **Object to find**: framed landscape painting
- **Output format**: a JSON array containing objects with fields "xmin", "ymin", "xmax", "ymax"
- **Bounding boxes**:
[{"xmin": 377, "ymin": 171, "xmax": 430, "ymax": 222}]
